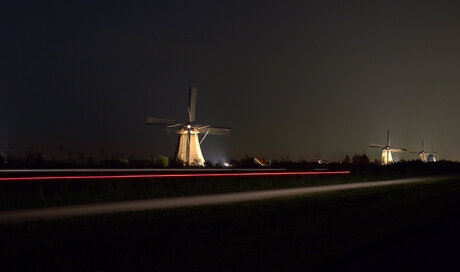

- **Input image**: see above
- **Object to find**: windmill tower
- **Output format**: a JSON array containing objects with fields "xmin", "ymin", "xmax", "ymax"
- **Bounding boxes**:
[
  {"xmin": 146, "ymin": 87, "xmax": 230, "ymax": 166},
  {"xmin": 370, "ymin": 130, "xmax": 406, "ymax": 165}
]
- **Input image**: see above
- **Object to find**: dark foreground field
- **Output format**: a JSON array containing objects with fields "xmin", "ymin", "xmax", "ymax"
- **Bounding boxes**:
[
  {"xmin": 0, "ymin": 173, "xmax": 352, "ymax": 211},
  {"xmin": 2, "ymin": 161, "xmax": 459, "ymax": 211},
  {"xmin": 1, "ymin": 177, "xmax": 459, "ymax": 271}
]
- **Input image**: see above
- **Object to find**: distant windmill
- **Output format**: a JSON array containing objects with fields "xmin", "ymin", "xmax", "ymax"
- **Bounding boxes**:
[
  {"xmin": 370, "ymin": 130, "xmax": 406, "ymax": 165},
  {"xmin": 146, "ymin": 87, "xmax": 230, "ymax": 166},
  {"xmin": 411, "ymin": 139, "xmax": 426, "ymax": 163},
  {"xmin": 411, "ymin": 140, "xmax": 437, "ymax": 163},
  {"xmin": 427, "ymin": 144, "xmax": 438, "ymax": 162}
]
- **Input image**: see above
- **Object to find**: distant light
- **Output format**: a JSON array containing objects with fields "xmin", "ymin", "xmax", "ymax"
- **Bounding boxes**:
[
  {"xmin": 223, "ymin": 162, "xmax": 231, "ymax": 167},
  {"xmin": 187, "ymin": 125, "xmax": 191, "ymax": 129},
  {"xmin": 0, "ymin": 171, "xmax": 351, "ymax": 182}
]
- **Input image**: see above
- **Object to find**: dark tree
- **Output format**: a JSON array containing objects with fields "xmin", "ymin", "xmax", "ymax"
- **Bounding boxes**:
[{"xmin": 352, "ymin": 154, "xmax": 370, "ymax": 164}]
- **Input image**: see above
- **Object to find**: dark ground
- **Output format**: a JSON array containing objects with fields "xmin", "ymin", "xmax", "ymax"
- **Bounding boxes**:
[
  {"xmin": 1, "ymin": 177, "xmax": 459, "ymax": 271},
  {"xmin": 2, "ymin": 161, "xmax": 459, "ymax": 211}
]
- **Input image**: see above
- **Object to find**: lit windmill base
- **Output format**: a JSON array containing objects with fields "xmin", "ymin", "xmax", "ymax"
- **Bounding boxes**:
[
  {"xmin": 418, "ymin": 153, "xmax": 428, "ymax": 163},
  {"xmin": 177, "ymin": 128, "xmax": 205, "ymax": 166},
  {"xmin": 381, "ymin": 149, "xmax": 394, "ymax": 165}
]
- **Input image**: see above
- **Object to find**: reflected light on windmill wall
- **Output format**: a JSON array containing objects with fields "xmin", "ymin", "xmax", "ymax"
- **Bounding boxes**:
[
  {"xmin": 418, "ymin": 153, "xmax": 428, "ymax": 163},
  {"xmin": 381, "ymin": 149, "xmax": 393, "ymax": 165}
]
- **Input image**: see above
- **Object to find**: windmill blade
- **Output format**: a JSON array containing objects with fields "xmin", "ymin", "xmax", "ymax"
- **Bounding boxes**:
[
  {"xmin": 165, "ymin": 122, "xmax": 185, "ymax": 128},
  {"xmin": 197, "ymin": 126, "xmax": 231, "ymax": 136},
  {"xmin": 387, "ymin": 130, "xmax": 390, "ymax": 146},
  {"xmin": 369, "ymin": 144, "xmax": 385, "ymax": 148},
  {"xmin": 165, "ymin": 125, "xmax": 184, "ymax": 132},
  {"xmin": 390, "ymin": 147, "xmax": 407, "ymax": 152},
  {"xmin": 146, "ymin": 117, "xmax": 183, "ymax": 127},
  {"xmin": 188, "ymin": 87, "xmax": 197, "ymax": 122},
  {"xmin": 194, "ymin": 124, "xmax": 210, "ymax": 130}
]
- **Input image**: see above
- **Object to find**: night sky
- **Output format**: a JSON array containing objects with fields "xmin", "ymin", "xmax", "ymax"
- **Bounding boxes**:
[{"xmin": 1, "ymin": 1, "xmax": 459, "ymax": 162}]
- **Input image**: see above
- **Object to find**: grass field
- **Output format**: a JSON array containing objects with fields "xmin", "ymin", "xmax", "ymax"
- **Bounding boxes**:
[{"xmin": 1, "ymin": 177, "xmax": 459, "ymax": 271}]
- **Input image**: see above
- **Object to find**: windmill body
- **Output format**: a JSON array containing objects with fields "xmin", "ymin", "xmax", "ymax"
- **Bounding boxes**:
[
  {"xmin": 176, "ymin": 127, "xmax": 205, "ymax": 165},
  {"xmin": 381, "ymin": 147, "xmax": 394, "ymax": 165},
  {"xmin": 370, "ymin": 131, "xmax": 406, "ymax": 165},
  {"xmin": 147, "ymin": 87, "xmax": 230, "ymax": 166}
]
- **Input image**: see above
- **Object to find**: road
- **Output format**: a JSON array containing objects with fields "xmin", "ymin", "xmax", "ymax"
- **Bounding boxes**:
[
  {"xmin": 0, "ymin": 168, "xmax": 287, "ymax": 173},
  {"xmin": 0, "ymin": 171, "xmax": 350, "ymax": 181},
  {"xmin": 0, "ymin": 176, "xmax": 440, "ymax": 224}
]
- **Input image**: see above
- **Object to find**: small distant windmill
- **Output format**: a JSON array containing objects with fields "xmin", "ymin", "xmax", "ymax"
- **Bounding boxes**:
[
  {"xmin": 146, "ymin": 87, "xmax": 230, "ymax": 166},
  {"xmin": 427, "ymin": 144, "xmax": 438, "ymax": 162},
  {"xmin": 411, "ymin": 139, "xmax": 426, "ymax": 162},
  {"xmin": 370, "ymin": 130, "xmax": 406, "ymax": 165},
  {"xmin": 427, "ymin": 153, "xmax": 437, "ymax": 162},
  {"xmin": 411, "ymin": 140, "xmax": 437, "ymax": 163}
]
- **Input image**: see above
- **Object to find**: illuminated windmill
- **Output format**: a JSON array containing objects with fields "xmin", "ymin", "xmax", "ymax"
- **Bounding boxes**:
[
  {"xmin": 411, "ymin": 140, "xmax": 437, "ymax": 163},
  {"xmin": 411, "ymin": 139, "xmax": 427, "ymax": 162},
  {"xmin": 146, "ymin": 87, "xmax": 230, "ymax": 166},
  {"xmin": 370, "ymin": 130, "xmax": 406, "ymax": 165}
]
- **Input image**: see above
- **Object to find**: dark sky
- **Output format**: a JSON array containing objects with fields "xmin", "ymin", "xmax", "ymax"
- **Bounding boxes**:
[{"xmin": 1, "ymin": 0, "xmax": 459, "ymax": 162}]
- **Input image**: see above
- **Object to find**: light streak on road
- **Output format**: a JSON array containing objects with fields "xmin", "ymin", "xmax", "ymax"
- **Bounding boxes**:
[
  {"xmin": 0, "ymin": 168, "xmax": 287, "ymax": 173},
  {"xmin": 0, "ymin": 171, "xmax": 350, "ymax": 182}
]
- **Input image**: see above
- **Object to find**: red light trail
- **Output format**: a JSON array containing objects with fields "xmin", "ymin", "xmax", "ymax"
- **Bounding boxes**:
[{"xmin": 0, "ymin": 171, "xmax": 350, "ymax": 182}]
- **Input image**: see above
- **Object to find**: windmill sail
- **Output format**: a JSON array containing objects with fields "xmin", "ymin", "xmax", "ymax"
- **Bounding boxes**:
[
  {"xmin": 188, "ymin": 87, "xmax": 197, "ymax": 122},
  {"xmin": 386, "ymin": 130, "xmax": 390, "ymax": 146},
  {"xmin": 195, "ymin": 126, "xmax": 231, "ymax": 136},
  {"xmin": 390, "ymin": 148, "xmax": 407, "ymax": 152},
  {"xmin": 369, "ymin": 144, "xmax": 385, "ymax": 148},
  {"xmin": 146, "ymin": 117, "xmax": 183, "ymax": 127}
]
